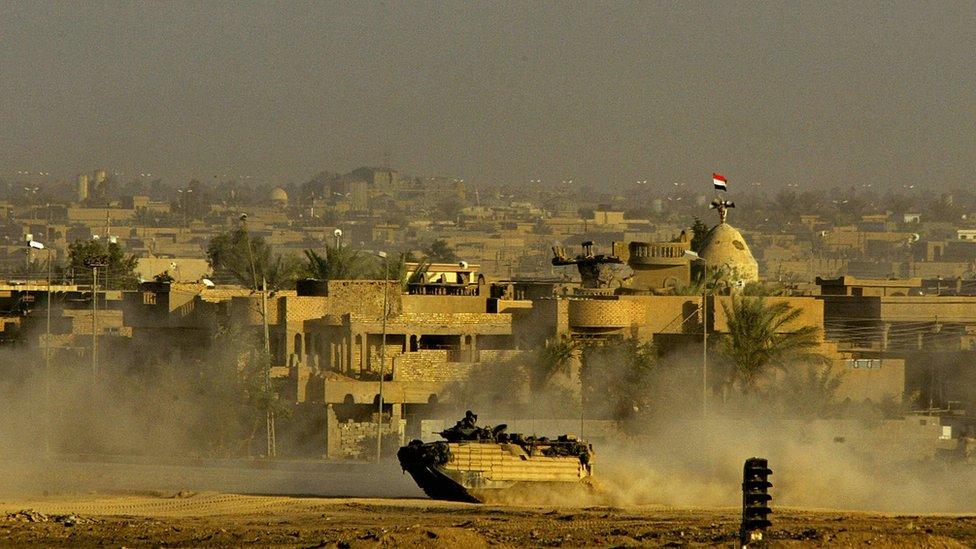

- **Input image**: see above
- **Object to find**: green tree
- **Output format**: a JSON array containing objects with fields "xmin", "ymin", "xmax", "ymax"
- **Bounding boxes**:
[
  {"xmin": 436, "ymin": 196, "xmax": 464, "ymax": 221},
  {"xmin": 690, "ymin": 217, "xmax": 709, "ymax": 254},
  {"xmin": 669, "ymin": 265, "xmax": 730, "ymax": 296},
  {"xmin": 381, "ymin": 252, "xmax": 430, "ymax": 288},
  {"xmin": 424, "ymin": 239, "xmax": 457, "ymax": 262},
  {"xmin": 773, "ymin": 364, "xmax": 845, "ymax": 418},
  {"xmin": 720, "ymin": 296, "xmax": 826, "ymax": 394},
  {"xmin": 15, "ymin": 253, "xmax": 58, "ymax": 282},
  {"xmin": 67, "ymin": 238, "xmax": 139, "ymax": 289},
  {"xmin": 170, "ymin": 324, "xmax": 288, "ymax": 457},
  {"xmin": 174, "ymin": 179, "xmax": 212, "ymax": 220},
  {"xmin": 303, "ymin": 244, "xmax": 370, "ymax": 281},
  {"xmin": 207, "ymin": 227, "xmax": 300, "ymax": 290},
  {"xmin": 581, "ymin": 338, "xmax": 657, "ymax": 422},
  {"xmin": 528, "ymin": 337, "xmax": 578, "ymax": 393}
]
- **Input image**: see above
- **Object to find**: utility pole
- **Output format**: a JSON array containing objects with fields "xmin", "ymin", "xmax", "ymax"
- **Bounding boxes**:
[
  {"xmin": 45, "ymin": 246, "xmax": 52, "ymax": 456},
  {"xmin": 376, "ymin": 251, "xmax": 389, "ymax": 462},
  {"xmin": 579, "ymin": 354, "xmax": 584, "ymax": 440},
  {"xmin": 92, "ymin": 263, "xmax": 98, "ymax": 383},
  {"xmin": 241, "ymin": 214, "xmax": 276, "ymax": 458},
  {"xmin": 84, "ymin": 255, "xmax": 108, "ymax": 385},
  {"xmin": 262, "ymin": 276, "xmax": 276, "ymax": 458},
  {"xmin": 685, "ymin": 249, "xmax": 709, "ymax": 418},
  {"xmin": 702, "ymin": 286, "xmax": 708, "ymax": 418},
  {"xmin": 28, "ymin": 239, "xmax": 51, "ymax": 455}
]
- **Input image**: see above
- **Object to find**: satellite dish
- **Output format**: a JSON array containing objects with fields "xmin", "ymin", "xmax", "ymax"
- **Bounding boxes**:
[
  {"xmin": 819, "ymin": 230, "xmax": 828, "ymax": 238},
  {"xmin": 459, "ymin": 260, "xmax": 469, "ymax": 269},
  {"xmin": 333, "ymin": 228, "xmax": 343, "ymax": 237},
  {"xmin": 909, "ymin": 233, "xmax": 920, "ymax": 243},
  {"xmin": 201, "ymin": 278, "xmax": 215, "ymax": 288}
]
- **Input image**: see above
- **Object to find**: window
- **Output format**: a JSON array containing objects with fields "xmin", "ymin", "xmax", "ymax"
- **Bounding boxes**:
[{"xmin": 845, "ymin": 359, "xmax": 881, "ymax": 370}]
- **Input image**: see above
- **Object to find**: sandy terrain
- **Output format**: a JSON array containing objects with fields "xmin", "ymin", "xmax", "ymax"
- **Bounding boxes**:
[
  {"xmin": 0, "ymin": 457, "xmax": 973, "ymax": 547},
  {"xmin": 1, "ymin": 492, "xmax": 975, "ymax": 547}
]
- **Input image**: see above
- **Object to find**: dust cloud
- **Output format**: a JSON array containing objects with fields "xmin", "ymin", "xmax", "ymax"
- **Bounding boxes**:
[
  {"xmin": 443, "ymin": 342, "xmax": 976, "ymax": 514},
  {"xmin": 2, "ymin": 315, "xmax": 973, "ymax": 513},
  {"xmin": 0, "ymin": 324, "xmax": 419, "ymax": 499},
  {"xmin": 597, "ymin": 418, "xmax": 976, "ymax": 513}
]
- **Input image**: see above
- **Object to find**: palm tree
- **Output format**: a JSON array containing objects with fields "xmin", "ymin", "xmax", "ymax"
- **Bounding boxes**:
[
  {"xmin": 529, "ymin": 337, "xmax": 578, "ymax": 392},
  {"xmin": 669, "ymin": 265, "xmax": 730, "ymax": 296},
  {"xmin": 381, "ymin": 253, "xmax": 431, "ymax": 288},
  {"xmin": 720, "ymin": 296, "xmax": 826, "ymax": 394},
  {"xmin": 303, "ymin": 244, "xmax": 369, "ymax": 281},
  {"xmin": 775, "ymin": 364, "xmax": 845, "ymax": 418},
  {"xmin": 580, "ymin": 337, "xmax": 657, "ymax": 422},
  {"xmin": 263, "ymin": 255, "xmax": 303, "ymax": 291},
  {"xmin": 207, "ymin": 227, "xmax": 300, "ymax": 290}
]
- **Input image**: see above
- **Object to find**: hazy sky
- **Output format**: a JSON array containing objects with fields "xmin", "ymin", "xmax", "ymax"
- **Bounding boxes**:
[{"xmin": 1, "ymin": 1, "xmax": 974, "ymax": 190}]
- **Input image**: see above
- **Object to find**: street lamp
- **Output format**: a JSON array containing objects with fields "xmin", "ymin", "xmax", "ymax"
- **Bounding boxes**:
[
  {"xmin": 28, "ymin": 239, "xmax": 51, "ymax": 455},
  {"xmin": 24, "ymin": 186, "xmax": 39, "ymax": 220},
  {"xmin": 177, "ymin": 187, "xmax": 193, "ymax": 222},
  {"xmin": 84, "ymin": 253, "xmax": 109, "ymax": 385},
  {"xmin": 685, "ymin": 250, "xmax": 709, "ymax": 417},
  {"xmin": 375, "ymin": 250, "xmax": 389, "ymax": 462},
  {"xmin": 240, "ymin": 214, "xmax": 275, "ymax": 458}
]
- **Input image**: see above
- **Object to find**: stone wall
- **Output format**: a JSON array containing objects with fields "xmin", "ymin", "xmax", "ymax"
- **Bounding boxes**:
[
  {"xmin": 393, "ymin": 350, "xmax": 474, "ymax": 382},
  {"xmin": 398, "ymin": 312, "xmax": 512, "ymax": 329},
  {"xmin": 325, "ymin": 280, "xmax": 402, "ymax": 317},
  {"xmin": 335, "ymin": 419, "xmax": 404, "ymax": 460},
  {"xmin": 401, "ymin": 294, "xmax": 487, "ymax": 314},
  {"xmin": 478, "ymin": 349, "xmax": 527, "ymax": 364},
  {"xmin": 713, "ymin": 296, "xmax": 824, "ymax": 335}
]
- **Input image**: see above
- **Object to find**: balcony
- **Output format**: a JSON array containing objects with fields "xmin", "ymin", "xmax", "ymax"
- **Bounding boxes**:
[{"xmin": 628, "ymin": 242, "xmax": 690, "ymax": 266}]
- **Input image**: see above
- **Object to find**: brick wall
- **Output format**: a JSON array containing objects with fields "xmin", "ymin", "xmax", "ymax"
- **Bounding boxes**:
[
  {"xmin": 478, "ymin": 349, "xmax": 527, "ymax": 364},
  {"xmin": 325, "ymin": 280, "xmax": 402, "ymax": 317},
  {"xmin": 335, "ymin": 419, "xmax": 404, "ymax": 460},
  {"xmin": 393, "ymin": 350, "xmax": 475, "ymax": 382}
]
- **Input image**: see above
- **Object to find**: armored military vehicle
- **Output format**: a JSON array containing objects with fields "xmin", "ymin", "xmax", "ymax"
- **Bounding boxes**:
[{"xmin": 396, "ymin": 411, "xmax": 594, "ymax": 503}]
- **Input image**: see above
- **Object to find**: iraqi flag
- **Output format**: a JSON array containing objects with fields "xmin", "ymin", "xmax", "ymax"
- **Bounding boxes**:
[{"xmin": 712, "ymin": 173, "xmax": 728, "ymax": 191}]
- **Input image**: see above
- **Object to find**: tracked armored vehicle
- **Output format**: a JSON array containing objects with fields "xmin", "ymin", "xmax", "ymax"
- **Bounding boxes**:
[{"xmin": 396, "ymin": 411, "xmax": 594, "ymax": 503}]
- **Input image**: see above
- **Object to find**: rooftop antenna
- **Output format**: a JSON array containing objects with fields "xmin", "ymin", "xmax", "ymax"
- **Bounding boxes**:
[
  {"xmin": 710, "ymin": 198, "xmax": 735, "ymax": 224},
  {"xmin": 710, "ymin": 172, "xmax": 734, "ymax": 224}
]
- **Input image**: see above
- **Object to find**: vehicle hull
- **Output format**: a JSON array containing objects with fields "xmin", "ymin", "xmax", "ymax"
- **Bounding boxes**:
[{"xmin": 398, "ymin": 440, "xmax": 593, "ymax": 503}]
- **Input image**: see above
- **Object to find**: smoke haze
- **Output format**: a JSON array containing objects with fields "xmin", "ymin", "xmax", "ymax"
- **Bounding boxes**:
[{"xmin": 2, "ymin": 2, "xmax": 975, "ymax": 188}]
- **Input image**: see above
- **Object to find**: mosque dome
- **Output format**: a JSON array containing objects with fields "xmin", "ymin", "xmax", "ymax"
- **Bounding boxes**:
[
  {"xmin": 269, "ymin": 187, "xmax": 289, "ymax": 204},
  {"xmin": 700, "ymin": 222, "xmax": 759, "ymax": 283}
]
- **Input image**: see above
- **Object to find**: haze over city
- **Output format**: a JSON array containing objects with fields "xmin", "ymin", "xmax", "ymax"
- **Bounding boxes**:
[
  {"xmin": 6, "ymin": 3, "xmax": 976, "ymax": 546},
  {"xmin": 2, "ymin": 1, "xmax": 975, "ymax": 189}
]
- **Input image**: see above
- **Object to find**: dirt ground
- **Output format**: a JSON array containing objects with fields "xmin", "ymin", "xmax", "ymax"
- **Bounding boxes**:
[{"xmin": 1, "ymin": 492, "xmax": 975, "ymax": 548}]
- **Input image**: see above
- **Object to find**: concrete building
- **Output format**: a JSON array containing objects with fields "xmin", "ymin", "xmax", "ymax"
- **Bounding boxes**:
[{"xmin": 76, "ymin": 174, "xmax": 90, "ymax": 202}]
